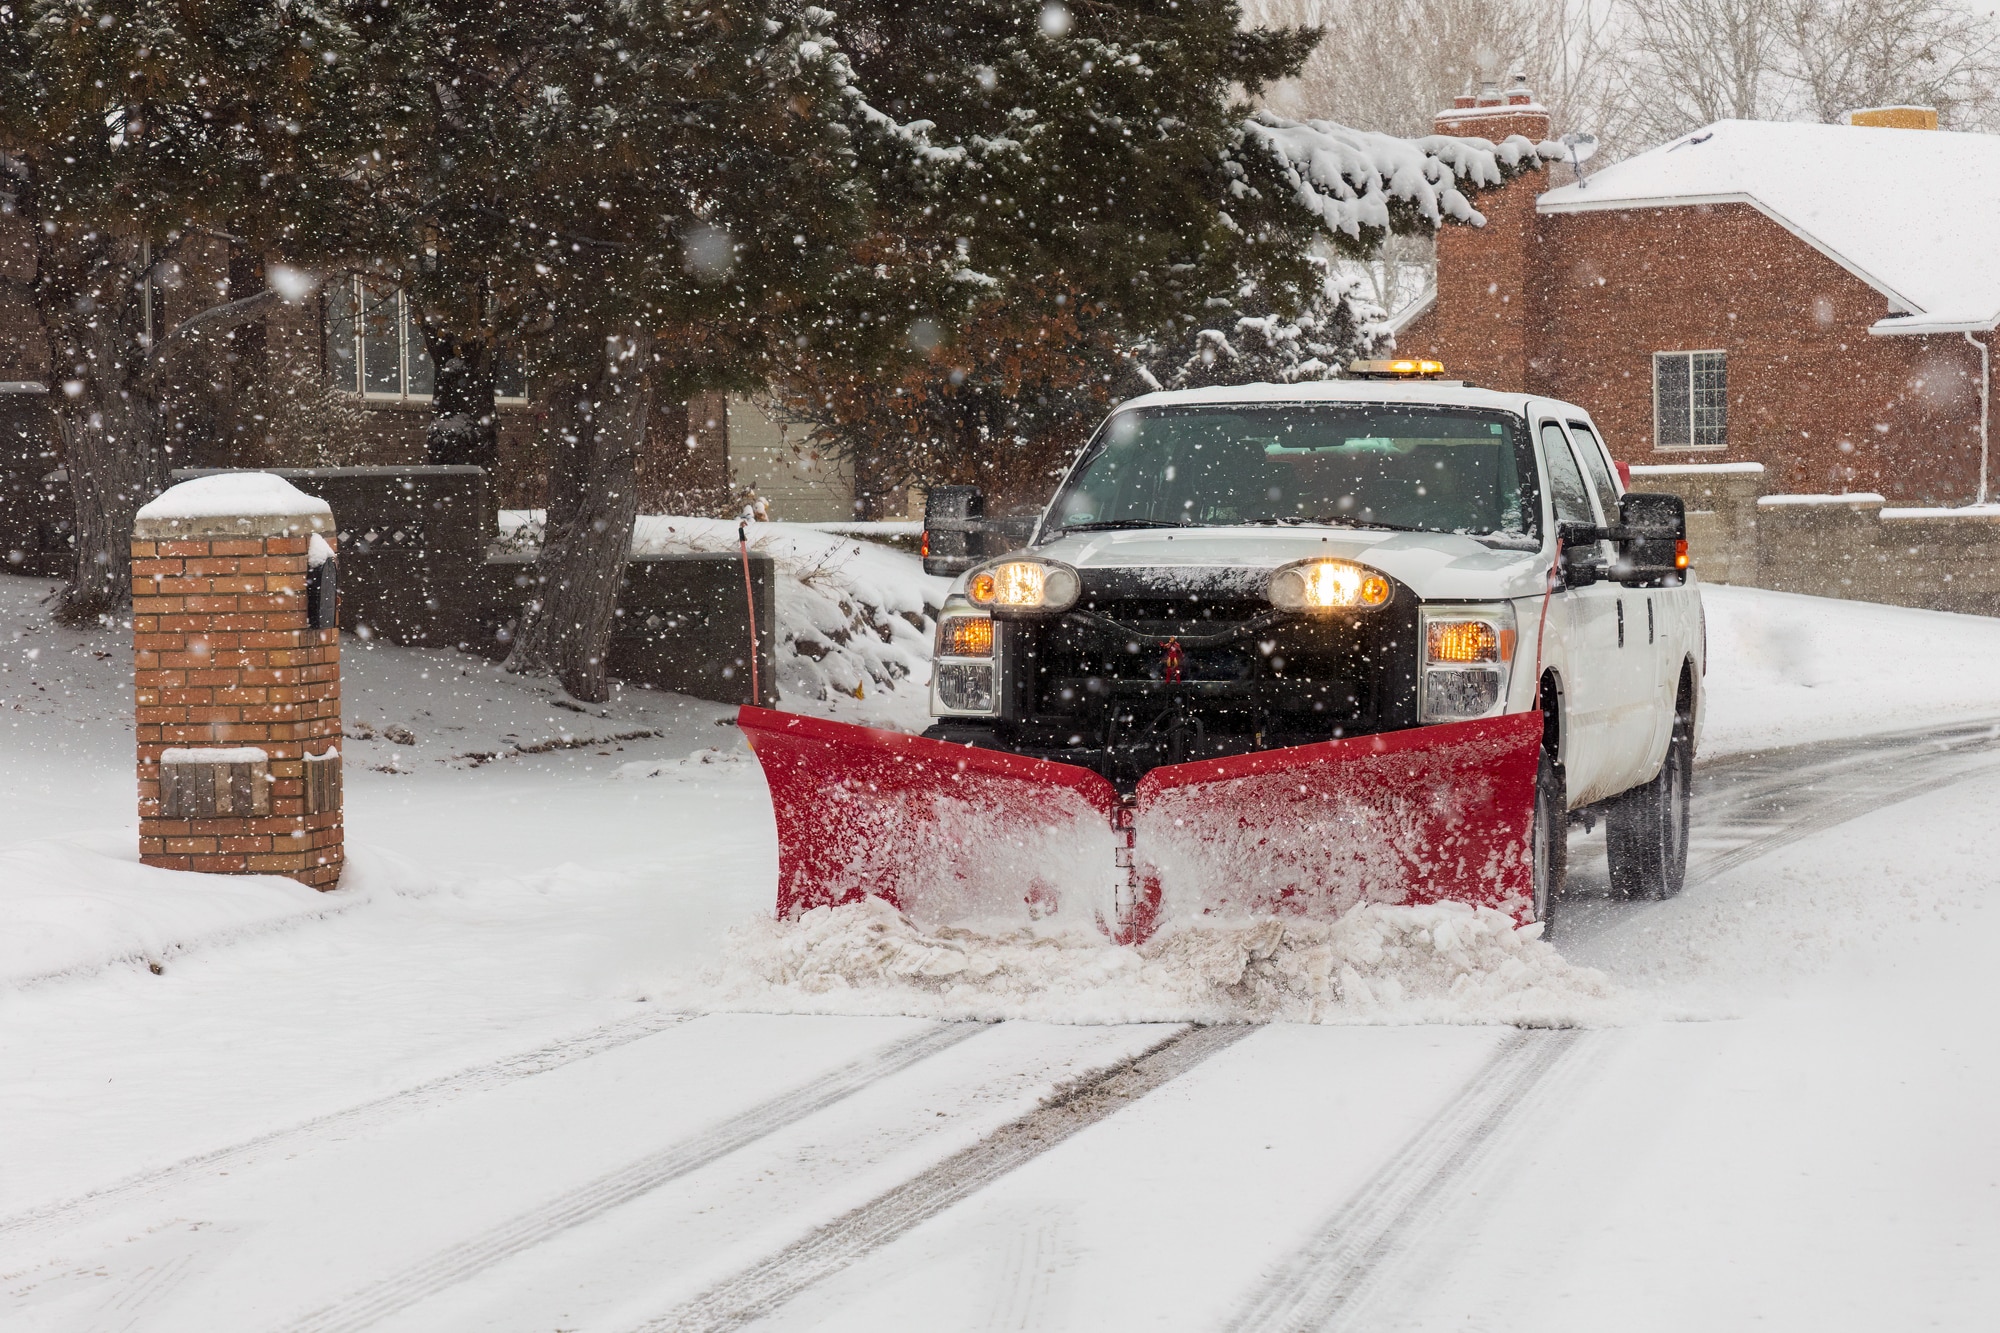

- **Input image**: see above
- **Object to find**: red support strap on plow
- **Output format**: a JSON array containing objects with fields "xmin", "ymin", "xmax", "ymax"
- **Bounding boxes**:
[{"xmin": 739, "ymin": 706, "xmax": 1543, "ymax": 941}]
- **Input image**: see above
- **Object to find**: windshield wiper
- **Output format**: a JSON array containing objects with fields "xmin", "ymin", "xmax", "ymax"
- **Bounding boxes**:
[{"xmin": 1057, "ymin": 519, "xmax": 1184, "ymax": 532}]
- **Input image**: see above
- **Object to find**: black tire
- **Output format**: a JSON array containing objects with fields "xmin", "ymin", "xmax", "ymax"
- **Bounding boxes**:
[
  {"xmin": 1532, "ymin": 749, "xmax": 1568, "ymax": 929},
  {"xmin": 1607, "ymin": 709, "xmax": 1693, "ymax": 900}
]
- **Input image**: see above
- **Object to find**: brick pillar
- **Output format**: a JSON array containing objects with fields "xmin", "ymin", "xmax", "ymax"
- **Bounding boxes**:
[
  {"xmin": 133, "ymin": 477, "xmax": 344, "ymax": 888},
  {"xmin": 1430, "ymin": 79, "xmax": 1552, "ymax": 394}
]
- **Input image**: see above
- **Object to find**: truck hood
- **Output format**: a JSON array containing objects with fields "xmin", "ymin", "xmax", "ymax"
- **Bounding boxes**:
[{"xmin": 1022, "ymin": 526, "xmax": 1551, "ymax": 602}]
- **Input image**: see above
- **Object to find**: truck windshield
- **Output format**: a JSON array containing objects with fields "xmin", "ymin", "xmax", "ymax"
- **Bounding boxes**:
[{"xmin": 1048, "ymin": 404, "xmax": 1540, "ymax": 542}]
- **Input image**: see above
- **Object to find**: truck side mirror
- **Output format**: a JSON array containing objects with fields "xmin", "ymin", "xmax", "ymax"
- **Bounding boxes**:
[
  {"xmin": 1613, "ymin": 492, "xmax": 1688, "ymax": 586},
  {"xmin": 1556, "ymin": 523, "xmax": 1604, "ymax": 587},
  {"xmin": 922, "ymin": 485, "xmax": 985, "ymax": 577}
]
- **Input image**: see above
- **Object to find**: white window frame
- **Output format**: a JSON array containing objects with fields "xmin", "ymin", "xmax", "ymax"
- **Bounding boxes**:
[
  {"xmin": 324, "ymin": 275, "xmax": 527, "ymax": 405},
  {"xmin": 1652, "ymin": 349, "xmax": 1727, "ymax": 451}
]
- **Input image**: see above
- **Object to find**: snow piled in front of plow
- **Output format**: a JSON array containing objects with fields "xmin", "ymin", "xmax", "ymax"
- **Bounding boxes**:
[{"xmin": 664, "ymin": 897, "xmax": 1636, "ymax": 1027}]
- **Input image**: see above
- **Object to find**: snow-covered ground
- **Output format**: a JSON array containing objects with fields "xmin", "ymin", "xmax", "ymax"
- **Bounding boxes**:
[
  {"xmin": 1697, "ymin": 582, "xmax": 2000, "ymax": 756},
  {"xmin": 2, "ymin": 563, "xmax": 1998, "ymax": 1330}
]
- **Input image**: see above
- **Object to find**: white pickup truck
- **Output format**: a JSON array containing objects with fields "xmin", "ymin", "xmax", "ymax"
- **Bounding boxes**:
[{"xmin": 919, "ymin": 371, "xmax": 1704, "ymax": 923}]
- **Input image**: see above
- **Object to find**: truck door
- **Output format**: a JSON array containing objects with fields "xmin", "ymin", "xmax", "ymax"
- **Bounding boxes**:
[
  {"xmin": 1537, "ymin": 420, "xmax": 1620, "ymax": 804},
  {"xmin": 1568, "ymin": 420, "xmax": 1665, "ymax": 790}
]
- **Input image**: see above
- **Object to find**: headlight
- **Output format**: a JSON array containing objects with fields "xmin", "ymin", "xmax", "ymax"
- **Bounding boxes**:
[
  {"xmin": 935, "ymin": 663, "xmax": 995, "ymax": 712},
  {"xmin": 1420, "ymin": 604, "xmax": 1518, "ymax": 722},
  {"xmin": 1267, "ymin": 559, "xmax": 1393, "ymax": 612},
  {"xmin": 965, "ymin": 558, "xmax": 1081, "ymax": 614}
]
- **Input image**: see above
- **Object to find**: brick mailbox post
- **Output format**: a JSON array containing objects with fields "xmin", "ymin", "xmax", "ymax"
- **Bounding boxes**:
[{"xmin": 132, "ymin": 473, "xmax": 344, "ymax": 887}]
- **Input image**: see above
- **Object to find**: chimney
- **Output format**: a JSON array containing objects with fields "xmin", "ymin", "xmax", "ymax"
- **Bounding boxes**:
[
  {"xmin": 1425, "ymin": 73, "xmax": 1552, "ymax": 394},
  {"xmin": 1845, "ymin": 105, "xmax": 1938, "ymax": 130}
]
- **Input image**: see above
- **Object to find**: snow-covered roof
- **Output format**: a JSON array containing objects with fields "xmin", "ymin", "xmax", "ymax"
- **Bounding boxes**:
[{"xmin": 1538, "ymin": 120, "xmax": 2000, "ymax": 334}]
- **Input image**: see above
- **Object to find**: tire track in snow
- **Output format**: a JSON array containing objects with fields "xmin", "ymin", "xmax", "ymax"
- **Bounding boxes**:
[
  {"xmin": 1688, "ymin": 721, "xmax": 2000, "ymax": 883},
  {"xmin": 1223, "ymin": 1028, "xmax": 1588, "ymax": 1333},
  {"xmin": 0, "ymin": 1006, "xmax": 694, "ymax": 1242},
  {"xmin": 637, "ymin": 1023, "xmax": 1254, "ymax": 1333},
  {"xmin": 281, "ymin": 1021, "xmax": 986, "ymax": 1333}
]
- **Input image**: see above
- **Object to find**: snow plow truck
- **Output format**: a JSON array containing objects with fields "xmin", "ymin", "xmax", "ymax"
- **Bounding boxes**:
[{"xmin": 739, "ymin": 365, "xmax": 1704, "ymax": 943}]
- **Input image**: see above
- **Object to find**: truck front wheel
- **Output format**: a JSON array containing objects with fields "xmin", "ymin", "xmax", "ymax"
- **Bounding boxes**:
[{"xmin": 1606, "ymin": 710, "xmax": 1693, "ymax": 900}]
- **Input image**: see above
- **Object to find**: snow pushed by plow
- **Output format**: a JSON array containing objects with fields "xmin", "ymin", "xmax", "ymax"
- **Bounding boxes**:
[{"xmin": 671, "ymin": 897, "xmax": 1633, "ymax": 1027}]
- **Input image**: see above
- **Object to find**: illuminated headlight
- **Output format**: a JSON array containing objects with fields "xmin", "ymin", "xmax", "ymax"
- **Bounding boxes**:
[
  {"xmin": 965, "ymin": 558, "xmax": 1081, "ymax": 615},
  {"xmin": 1420, "ymin": 605, "xmax": 1518, "ymax": 722},
  {"xmin": 1268, "ymin": 559, "xmax": 1393, "ymax": 612}
]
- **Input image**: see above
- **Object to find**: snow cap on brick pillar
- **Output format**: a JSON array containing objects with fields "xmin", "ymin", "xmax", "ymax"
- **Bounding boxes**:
[
  {"xmin": 1429, "ymin": 70, "xmax": 1552, "ymax": 393},
  {"xmin": 132, "ymin": 472, "xmax": 345, "ymax": 889}
]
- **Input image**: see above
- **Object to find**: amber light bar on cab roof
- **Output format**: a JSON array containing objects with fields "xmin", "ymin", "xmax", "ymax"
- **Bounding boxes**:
[{"xmin": 1345, "ymin": 358, "xmax": 1446, "ymax": 379}]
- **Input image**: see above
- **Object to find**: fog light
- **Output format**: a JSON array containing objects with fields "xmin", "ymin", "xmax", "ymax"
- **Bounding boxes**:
[{"xmin": 936, "ymin": 662, "xmax": 995, "ymax": 712}]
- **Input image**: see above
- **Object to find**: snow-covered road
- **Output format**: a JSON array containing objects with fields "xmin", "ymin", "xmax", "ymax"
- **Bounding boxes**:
[{"xmin": 3, "ymin": 572, "xmax": 1999, "ymax": 1331}]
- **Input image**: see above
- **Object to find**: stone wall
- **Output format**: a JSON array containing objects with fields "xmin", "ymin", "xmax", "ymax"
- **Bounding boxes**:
[
  {"xmin": 1632, "ymin": 461, "xmax": 2000, "ymax": 616},
  {"xmin": 169, "ymin": 466, "xmax": 778, "ymax": 706}
]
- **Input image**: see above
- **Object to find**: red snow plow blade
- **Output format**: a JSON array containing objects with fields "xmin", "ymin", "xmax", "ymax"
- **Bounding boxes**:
[
  {"xmin": 1133, "ymin": 712, "xmax": 1544, "ymax": 925},
  {"xmin": 737, "ymin": 707, "xmax": 1119, "ymax": 930},
  {"xmin": 739, "ymin": 706, "xmax": 1542, "ymax": 941}
]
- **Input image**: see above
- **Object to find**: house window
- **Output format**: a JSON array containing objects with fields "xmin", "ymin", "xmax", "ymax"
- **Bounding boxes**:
[
  {"xmin": 323, "ymin": 276, "xmax": 527, "ymax": 403},
  {"xmin": 1653, "ymin": 350, "xmax": 1726, "ymax": 449}
]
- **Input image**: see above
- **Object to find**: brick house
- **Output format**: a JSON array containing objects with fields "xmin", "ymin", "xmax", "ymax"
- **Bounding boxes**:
[
  {"xmin": 1397, "ymin": 96, "xmax": 1997, "ymax": 506},
  {"xmin": 0, "ymin": 232, "xmax": 862, "ymax": 571}
]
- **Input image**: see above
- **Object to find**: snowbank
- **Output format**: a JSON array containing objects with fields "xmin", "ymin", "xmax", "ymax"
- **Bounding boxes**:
[
  {"xmin": 135, "ymin": 471, "xmax": 330, "ymax": 521},
  {"xmin": 499, "ymin": 513, "xmax": 952, "ymax": 732},
  {"xmin": 664, "ymin": 897, "xmax": 1632, "ymax": 1027},
  {"xmin": 1698, "ymin": 584, "xmax": 2000, "ymax": 756},
  {"xmin": 0, "ymin": 833, "xmax": 344, "ymax": 987}
]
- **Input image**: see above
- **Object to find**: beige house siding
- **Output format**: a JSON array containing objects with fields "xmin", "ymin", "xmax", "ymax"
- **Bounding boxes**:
[{"xmin": 726, "ymin": 396, "xmax": 857, "ymax": 521}]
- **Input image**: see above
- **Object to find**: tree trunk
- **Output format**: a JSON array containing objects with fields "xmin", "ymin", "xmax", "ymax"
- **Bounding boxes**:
[
  {"xmin": 38, "ymin": 233, "xmax": 160, "ymax": 624},
  {"xmin": 59, "ymin": 358, "xmax": 161, "ymax": 622},
  {"xmin": 504, "ymin": 333, "xmax": 653, "ymax": 702},
  {"xmin": 419, "ymin": 323, "xmax": 500, "ymax": 471},
  {"xmin": 0, "ymin": 151, "xmax": 285, "ymax": 623},
  {"xmin": 48, "ymin": 271, "xmax": 282, "ymax": 624}
]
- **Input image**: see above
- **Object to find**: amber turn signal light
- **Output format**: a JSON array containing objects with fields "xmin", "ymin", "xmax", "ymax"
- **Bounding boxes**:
[
  {"xmin": 938, "ymin": 615, "xmax": 994, "ymax": 658},
  {"xmin": 1427, "ymin": 620, "xmax": 1509, "ymax": 664}
]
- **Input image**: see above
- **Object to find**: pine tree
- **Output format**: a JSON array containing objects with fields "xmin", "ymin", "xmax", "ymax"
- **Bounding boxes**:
[
  {"xmin": 1125, "ymin": 257, "xmax": 1389, "ymax": 394},
  {"xmin": 0, "ymin": 0, "xmax": 374, "ymax": 619},
  {"xmin": 448, "ymin": 0, "xmax": 925, "ymax": 700},
  {"xmin": 771, "ymin": 2, "xmax": 1553, "ymax": 510}
]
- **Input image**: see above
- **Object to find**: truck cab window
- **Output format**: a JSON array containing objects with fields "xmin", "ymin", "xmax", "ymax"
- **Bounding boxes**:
[
  {"xmin": 1538, "ymin": 422, "xmax": 1597, "ymax": 529},
  {"xmin": 1567, "ymin": 421, "xmax": 1620, "ymax": 520}
]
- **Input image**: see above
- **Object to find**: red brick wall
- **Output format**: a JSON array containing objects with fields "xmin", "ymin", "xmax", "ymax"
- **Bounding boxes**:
[
  {"xmin": 132, "ymin": 529, "xmax": 343, "ymax": 887},
  {"xmin": 1403, "ymin": 174, "xmax": 1989, "ymax": 506},
  {"xmin": 1529, "ymin": 203, "xmax": 1982, "ymax": 504}
]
